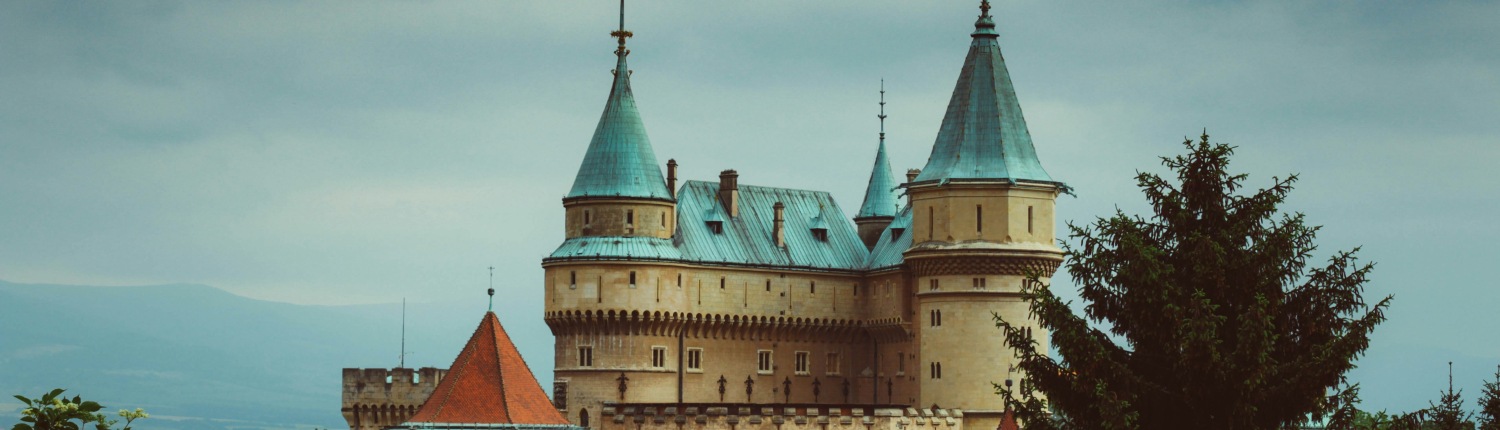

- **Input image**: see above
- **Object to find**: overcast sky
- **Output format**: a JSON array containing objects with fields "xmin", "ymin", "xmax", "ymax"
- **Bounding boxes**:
[{"xmin": 3, "ymin": 0, "xmax": 1498, "ymax": 413}]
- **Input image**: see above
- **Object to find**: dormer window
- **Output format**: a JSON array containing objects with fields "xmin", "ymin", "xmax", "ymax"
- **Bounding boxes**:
[
  {"xmin": 811, "ymin": 228, "xmax": 828, "ymax": 242},
  {"xmin": 706, "ymin": 220, "xmax": 723, "ymax": 234},
  {"xmin": 890, "ymin": 227, "xmax": 905, "ymax": 238}
]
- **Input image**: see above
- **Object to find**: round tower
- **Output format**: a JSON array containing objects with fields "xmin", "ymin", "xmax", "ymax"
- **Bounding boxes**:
[{"xmin": 905, "ymin": 1, "xmax": 1062, "ymax": 423}]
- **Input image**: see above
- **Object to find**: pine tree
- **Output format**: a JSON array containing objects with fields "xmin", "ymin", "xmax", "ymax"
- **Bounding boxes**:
[
  {"xmin": 1480, "ymin": 365, "xmax": 1500, "ymax": 430},
  {"xmin": 996, "ymin": 132, "xmax": 1392, "ymax": 430},
  {"xmin": 1428, "ymin": 362, "xmax": 1475, "ymax": 430}
]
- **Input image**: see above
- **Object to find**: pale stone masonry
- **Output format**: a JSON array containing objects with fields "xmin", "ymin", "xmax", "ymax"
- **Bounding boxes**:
[{"xmin": 340, "ymin": 367, "xmax": 446, "ymax": 430}]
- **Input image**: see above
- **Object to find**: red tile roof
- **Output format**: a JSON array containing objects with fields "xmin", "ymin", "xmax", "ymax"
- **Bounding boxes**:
[
  {"xmin": 997, "ymin": 407, "xmax": 1020, "ymax": 430},
  {"xmin": 407, "ymin": 312, "xmax": 569, "ymax": 425}
]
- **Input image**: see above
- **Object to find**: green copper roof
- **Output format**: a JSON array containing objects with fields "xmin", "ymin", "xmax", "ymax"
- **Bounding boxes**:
[
  {"xmin": 914, "ymin": 5, "xmax": 1054, "ymax": 184},
  {"xmin": 863, "ymin": 204, "xmax": 913, "ymax": 270},
  {"xmin": 856, "ymin": 139, "xmax": 901, "ymax": 218},
  {"xmin": 675, "ymin": 181, "xmax": 868, "ymax": 270},
  {"xmin": 565, "ymin": 50, "xmax": 672, "ymax": 201}
]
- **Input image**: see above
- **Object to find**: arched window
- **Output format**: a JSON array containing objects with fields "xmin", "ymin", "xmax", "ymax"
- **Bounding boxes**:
[{"xmin": 580, "ymin": 409, "xmax": 590, "ymax": 428}]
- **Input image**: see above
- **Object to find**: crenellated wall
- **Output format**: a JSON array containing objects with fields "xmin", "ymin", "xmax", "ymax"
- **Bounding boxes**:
[
  {"xmin": 341, "ymin": 367, "xmax": 446, "ymax": 430},
  {"xmin": 597, "ymin": 404, "xmax": 965, "ymax": 430}
]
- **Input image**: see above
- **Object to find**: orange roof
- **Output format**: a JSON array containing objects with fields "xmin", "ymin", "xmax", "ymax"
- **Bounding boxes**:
[
  {"xmin": 407, "ymin": 312, "xmax": 569, "ymax": 425},
  {"xmin": 997, "ymin": 407, "xmax": 1020, "ymax": 430}
]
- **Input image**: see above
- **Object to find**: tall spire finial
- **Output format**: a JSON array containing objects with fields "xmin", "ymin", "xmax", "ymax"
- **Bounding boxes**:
[
  {"xmin": 487, "ymin": 266, "xmax": 495, "ymax": 312},
  {"xmin": 973, "ymin": 0, "xmax": 998, "ymax": 37},
  {"xmin": 878, "ymin": 79, "xmax": 888, "ymax": 141},
  {"xmin": 610, "ymin": 0, "xmax": 633, "ymax": 56},
  {"xmin": 980, "ymin": 0, "xmax": 991, "ymax": 17}
]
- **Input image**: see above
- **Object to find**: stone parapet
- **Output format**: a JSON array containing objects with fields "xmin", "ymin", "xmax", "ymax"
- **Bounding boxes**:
[
  {"xmin": 341, "ymin": 367, "xmax": 447, "ymax": 430},
  {"xmin": 598, "ymin": 403, "xmax": 962, "ymax": 430}
]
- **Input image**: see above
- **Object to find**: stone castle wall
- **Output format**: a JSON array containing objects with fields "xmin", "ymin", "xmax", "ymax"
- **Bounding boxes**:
[
  {"xmin": 341, "ymin": 367, "xmax": 446, "ymax": 430},
  {"xmin": 598, "ymin": 404, "xmax": 965, "ymax": 430}
]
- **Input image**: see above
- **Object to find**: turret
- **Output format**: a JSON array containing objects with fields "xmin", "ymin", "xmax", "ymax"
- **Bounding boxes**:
[
  {"xmin": 855, "ymin": 81, "xmax": 901, "ymax": 249},
  {"xmin": 906, "ymin": 1, "xmax": 1063, "ymax": 420},
  {"xmin": 561, "ymin": 2, "xmax": 675, "ymax": 240}
]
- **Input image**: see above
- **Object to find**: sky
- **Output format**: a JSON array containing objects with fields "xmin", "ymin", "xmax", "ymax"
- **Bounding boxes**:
[{"xmin": 3, "ymin": 0, "xmax": 1499, "ymax": 414}]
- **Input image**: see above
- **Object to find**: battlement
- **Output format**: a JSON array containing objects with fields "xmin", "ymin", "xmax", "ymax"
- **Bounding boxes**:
[
  {"xmin": 341, "ymin": 367, "xmax": 447, "ymax": 430},
  {"xmin": 599, "ymin": 403, "xmax": 963, "ymax": 430}
]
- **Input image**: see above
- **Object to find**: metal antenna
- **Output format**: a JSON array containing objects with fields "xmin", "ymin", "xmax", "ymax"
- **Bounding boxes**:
[
  {"xmin": 487, "ymin": 266, "xmax": 496, "ymax": 312},
  {"xmin": 400, "ymin": 298, "xmax": 406, "ymax": 368}
]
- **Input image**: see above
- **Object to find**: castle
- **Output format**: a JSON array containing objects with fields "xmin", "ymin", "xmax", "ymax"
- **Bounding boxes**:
[
  {"xmin": 542, "ymin": 2, "xmax": 1060, "ymax": 430},
  {"xmin": 344, "ymin": 2, "xmax": 1058, "ymax": 430}
]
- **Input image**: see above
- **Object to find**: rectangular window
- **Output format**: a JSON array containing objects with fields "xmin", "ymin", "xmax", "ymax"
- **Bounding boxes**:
[
  {"xmin": 661, "ymin": 211, "xmax": 666, "ymax": 227},
  {"xmin": 626, "ymin": 209, "xmax": 634, "ymax": 225},
  {"xmin": 629, "ymin": 271, "xmax": 637, "ymax": 288},
  {"xmin": 686, "ymin": 348, "xmax": 703, "ymax": 372},
  {"xmin": 897, "ymin": 353, "xmax": 905, "ymax": 376},
  {"xmin": 1028, "ymin": 206, "xmax": 1034, "ymax": 233},
  {"xmin": 976, "ymin": 205, "xmax": 983, "ymax": 233},
  {"xmin": 677, "ymin": 273, "xmax": 682, "ymax": 287},
  {"xmin": 928, "ymin": 207, "xmax": 934, "ymax": 240},
  {"xmin": 930, "ymin": 279, "xmax": 938, "ymax": 291},
  {"xmin": 570, "ymin": 271, "xmax": 577, "ymax": 289},
  {"xmin": 720, "ymin": 277, "xmax": 725, "ymax": 289},
  {"xmin": 757, "ymin": 350, "xmax": 774, "ymax": 374},
  {"xmin": 578, "ymin": 346, "xmax": 593, "ymax": 367},
  {"xmin": 810, "ymin": 281, "xmax": 816, "ymax": 294},
  {"xmin": 794, "ymin": 351, "xmax": 810, "ymax": 375},
  {"xmin": 651, "ymin": 346, "xmax": 667, "ymax": 369},
  {"xmin": 826, "ymin": 352, "xmax": 840, "ymax": 375},
  {"xmin": 930, "ymin": 362, "xmax": 941, "ymax": 379},
  {"xmin": 584, "ymin": 211, "xmax": 591, "ymax": 225},
  {"xmin": 766, "ymin": 280, "xmax": 771, "ymax": 291}
]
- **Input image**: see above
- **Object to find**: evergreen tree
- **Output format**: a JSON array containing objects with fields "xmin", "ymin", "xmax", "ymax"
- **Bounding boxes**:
[
  {"xmin": 1428, "ymin": 362, "xmax": 1476, "ymax": 430},
  {"xmin": 1480, "ymin": 365, "xmax": 1500, "ymax": 430},
  {"xmin": 996, "ymin": 132, "xmax": 1392, "ymax": 430}
]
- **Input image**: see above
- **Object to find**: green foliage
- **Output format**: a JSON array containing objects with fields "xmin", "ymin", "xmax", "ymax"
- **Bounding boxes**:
[
  {"xmin": 1480, "ymin": 366, "xmax": 1500, "ymax": 430},
  {"xmin": 996, "ymin": 132, "xmax": 1392, "ymax": 430},
  {"xmin": 1426, "ymin": 375, "xmax": 1474, "ymax": 430},
  {"xmin": 11, "ymin": 389, "xmax": 147, "ymax": 430}
]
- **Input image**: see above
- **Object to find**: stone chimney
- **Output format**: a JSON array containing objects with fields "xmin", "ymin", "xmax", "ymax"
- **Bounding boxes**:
[
  {"xmin": 719, "ymin": 169, "xmax": 740, "ymax": 217},
  {"xmin": 772, "ymin": 202, "xmax": 786, "ymax": 247},
  {"xmin": 666, "ymin": 159, "xmax": 678, "ymax": 199},
  {"xmin": 906, "ymin": 169, "xmax": 922, "ymax": 183}
]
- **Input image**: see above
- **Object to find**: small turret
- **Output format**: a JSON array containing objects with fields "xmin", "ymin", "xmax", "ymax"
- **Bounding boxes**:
[
  {"xmin": 854, "ymin": 81, "xmax": 901, "ymax": 249},
  {"xmin": 560, "ymin": 0, "xmax": 675, "ymax": 240}
]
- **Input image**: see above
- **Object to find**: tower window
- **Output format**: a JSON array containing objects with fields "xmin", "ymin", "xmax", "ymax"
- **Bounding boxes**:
[
  {"xmin": 686, "ymin": 348, "xmax": 703, "ymax": 372},
  {"xmin": 976, "ymin": 205, "xmax": 983, "ymax": 233},
  {"xmin": 1028, "ymin": 206, "xmax": 1034, "ymax": 233},
  {"xmin": 584, "ymin": 210, "xmax": 591, "ymax": 225},
  {"xmin": 794, "ymin": 351, "xmax": 810, "ymax": 375},
  {"xmin": 810, "ymin": 281, "xmax": 816, "ymax": 294},
  {"xmin": 757, "ymin": 350, "xmax": 774, "ymax": 374},
  {"xmin": 826, "ymin": 352, "xmax": 840, "ymax": 375},
  {"xmin": 578, "ymin": 346, "xmax": 593, "ymax": 367},
  {"xmin": 897, "ymin": 353, "xmax": 905, "ymax": 376},
  {"xmin": 720, "ymin": 277, "xmax": 725, "ymax": 289},
  {"xmin": 661, "ymin": 211, "xmax": 666, "ymax": 227},
  {"xmin": 626, "ymin": 209, "xmax": 634, "ymax": 225},
  {"xmin": 972, "ymin": 277, "xmax": 986, "ymax": 289},
  {"xmin": 580, "ymin": 409, "xmax": 590, "ymax": 429},
  {"xmin": 651, "ymin": 346, "xmax": 667, "ymax": 369},
  {"xmin": 930, "ymin": 362, "xmax": 941, "ymax": 379},
  {"xmin": 677, "ymin": 274, "xmax": 682, "ymax": 287},
  {"xmin": 570, "ymin": 271, "xmax": 577, "ymax": 289},
  {"xmin": 928, "ymin": 207, "xmax": 934, "ymax": 240},
  {"xmin": 929, "ymin": 279, "xmax": 938, "ymax": 291},
  {"xmin": 766, "ymin": 280, "xmax": 771, "ymax": 291},
  {"xmin": 930, "ymin": 309, "xmax": 942, "ymax": 327},
  {"xmin": 629, "ymin": 272, "xmax": 637, "ymax": 288}
]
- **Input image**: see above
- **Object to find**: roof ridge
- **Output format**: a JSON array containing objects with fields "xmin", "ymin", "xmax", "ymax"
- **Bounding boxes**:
[{"xmin": 487, "ymin": 313, "xmax": 512, "ymax": 423}]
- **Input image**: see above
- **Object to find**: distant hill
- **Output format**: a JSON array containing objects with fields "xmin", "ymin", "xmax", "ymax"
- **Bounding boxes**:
[{"xmin": 0, "ymin": 280, "xmax": 554, "ymax": 430}]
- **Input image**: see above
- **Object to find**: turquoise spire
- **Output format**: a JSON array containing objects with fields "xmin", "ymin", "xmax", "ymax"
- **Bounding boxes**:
[
  {"xmin": 565, "ymin": 0, "xmax": 672, "ymax": 201},
  {"xmin": 914, "ymin": 0, "xmax": 1055, "ymax": 184},
  {"xmin": 857, "ymin": 80, "xmax": 900, "ymax": 218}
]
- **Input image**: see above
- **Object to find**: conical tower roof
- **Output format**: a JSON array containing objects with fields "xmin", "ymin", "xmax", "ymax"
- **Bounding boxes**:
[
  {"xmin": 858, "ymin": 82, "xmax": 901, "ymax": 218},
  {"xmin": 858, "ymin": 140, "xmax": 901, "ymax": 218},
  {"xmin": 915, "ymin": 1, "xmax": 1054, "ymax": 184},
  {"xmin": 405, "ymin": 312, "xmax": 569, "ymax": 426},
  {"xmin": 565, "ymin": 14, "xmax": 671, "ymax": 201}
]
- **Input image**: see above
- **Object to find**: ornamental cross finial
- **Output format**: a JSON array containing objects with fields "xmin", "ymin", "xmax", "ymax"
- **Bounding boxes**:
[
  {"xmin": 980, "ymin": 0, "xmax": 992, "ymax": 17},
  {"xmin": 611, "ymin": 0, "xmax": 633, "ymax": 55}
]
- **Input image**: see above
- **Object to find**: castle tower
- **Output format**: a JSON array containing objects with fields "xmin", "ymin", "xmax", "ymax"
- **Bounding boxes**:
[
  {"xmin": 905, "ymin": 0, "xmax": 1063, "ymax": 422},
  {"xmin": 562, "ymin": 1, "xmax": 675, "ymax": 241},
  {"xmin": 854, "ymin": 82, "xmax": 901, "ymax": 250}
]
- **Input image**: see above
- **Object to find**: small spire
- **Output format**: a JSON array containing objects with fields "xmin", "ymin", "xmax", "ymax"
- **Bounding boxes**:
[
  {"xmin": 487, "ymin": 266, "xmax": 495, "ymax": 312},
  {"xmin": 878, "ymin": 79, "xmax": 888, "ymax": 142},
  {"xmin": 610, "ymin": 0, "xmax": 633, "ymax": 56},
  {"xmin": 973, "ymin": 0, "xmax": 998, "ymax": 37}
]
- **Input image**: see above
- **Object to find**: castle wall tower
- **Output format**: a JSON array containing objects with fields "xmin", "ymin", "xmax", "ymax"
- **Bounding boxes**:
[{"xmin": 905, "ymin": 2, "xmax": 1062, "ymax": 425}]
